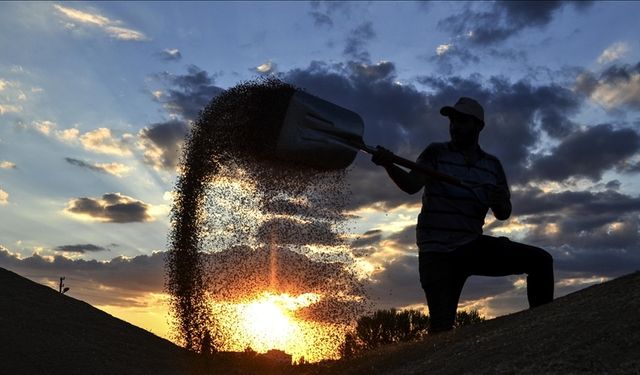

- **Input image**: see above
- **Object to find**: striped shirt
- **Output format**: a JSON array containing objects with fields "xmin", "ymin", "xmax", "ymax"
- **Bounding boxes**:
[{"xmin": 414, "ymin": 142, "xmax": 509, "ymax": 252}]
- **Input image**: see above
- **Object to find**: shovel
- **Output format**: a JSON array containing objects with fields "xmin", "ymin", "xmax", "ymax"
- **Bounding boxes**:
[{"xmin": 275, "ymin": 90, "xmax": 471, "ymax": 189}]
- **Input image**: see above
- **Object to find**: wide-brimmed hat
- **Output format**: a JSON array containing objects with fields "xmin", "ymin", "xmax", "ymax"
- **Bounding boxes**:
[{"xmin": 440, "ymin": 97, "xmax": 485, "ymax": 127}]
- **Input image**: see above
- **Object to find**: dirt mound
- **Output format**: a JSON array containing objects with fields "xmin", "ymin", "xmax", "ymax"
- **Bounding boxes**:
[
  {"xmin": 0, "ymin": 267, "xmax": 194, "ymax": 375},
  {"xmin": 306, "ymin": 271, "xmax": 640, "ymax": 374}
]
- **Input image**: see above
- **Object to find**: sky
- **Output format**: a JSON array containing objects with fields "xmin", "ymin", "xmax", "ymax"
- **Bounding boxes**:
[{"xmin": 1, "ymin": 1, "xmax": 640, "ymax": 344}]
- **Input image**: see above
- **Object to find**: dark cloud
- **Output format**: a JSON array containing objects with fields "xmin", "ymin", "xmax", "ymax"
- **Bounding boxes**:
[
  {"xmin": 308, "ymin": 11, "xmax": 333, "ymax": 27},
  {"xmin": 308, "ymin": 1, "xmax": 354, "ymax": 28},
  {"xmin": 256, "ymin": 218, "xmax": 340, "ymax": 246},
  {"xmin": 429, "ymin": 45, "xmax": 481, "ymax": 75},
  {"xmin": 156, "ymin": 48, "xmax": 182, "ymax": 62},
  {"xmin": 65, "ymin": 157, "xmax": 107, "ymax": 173},
  {"xmin": 525, "ymin": 213, "xmax": 640, "ymax": 253},
  {"xmin": 0, "ymin": 248, "xmax": 165, "ymax": 306},
  {"xmin": 418, "ymin": 74, "xmax": 582, "ymax": 183},
  {"xmin": 618, "ymin": 161, "xmax": 640, "ymax": 174},
  {"xmin": 281, "ymin": 61, "xmax": 583, "ymax": 209},
  {"xmin": 528, "ymin": 124, "xmax": 640, "ymax": 182},
  {"xmin": 138, "ymin": 119, "xmax": 189, "ymax": 171},
  {"xmin": 143, "ymin": 66, "xmax": 225, "ymax": 172},
  {"xmin": 343, "ymin": 22, "xmax": 375, "ymax": 62},
  {"xmin": 345, "ymin": 160, "xmax": 422, "ymax": 211},
  {"xmin": 53, "ymin": 244, "xmax": 108, "ymax": 254},
  {"xmin": 386, "ymin": 225, "xmax": 417, "ymax": 248},
  {"xmin": 575, "ymin": 61, "xmax": 640, "ymax": 111},
  {"xmin": 550, "ymin": 244, "xmax": 640, "ymax": 278},
  {"xmin": 366, "ymin": 254, "xmax": 423, "ymax": 309},
  {"xmin": 512, "ymin": 187, "xmax": 640, "ymax": 218},
  {"xmin": 64, "ymin": 157, "xmax": 129, "ymax": 177},
  {"xmin": 352, "ymin": 229, "xmax": 383, "ymax": 248},
  {"xmin": 438, "ymin": 1, "xmax": 593, "ymax": 46},
  {"xmin": 65, "ymin": 193, "xmax": 153, "ymax": 223},
  {"xmin": 154, "ymin": 65, "xmax": 224, "ymax": 120},
  {"xmin": 283, "ymin": 60, "xmax": 435, "ymax": 156},
  {"xmin": 493, "ymin": 186, "xmax": 640, "ymax": 277},
  {"xmin": 605, "ymin": 180, "xmax": 621, "ymax": 190}
]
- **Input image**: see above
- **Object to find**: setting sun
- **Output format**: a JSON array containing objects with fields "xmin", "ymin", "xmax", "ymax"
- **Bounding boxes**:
[
  {"xmin": 211, "ymin": 292, "xmax": 347, "ymax": 362},
  {"xmin": 241, "ymin": 294, "xmax": 299, "ymax": 348}
]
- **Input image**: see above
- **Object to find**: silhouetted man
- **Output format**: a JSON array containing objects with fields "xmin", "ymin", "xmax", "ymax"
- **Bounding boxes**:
[{"xmin": 372, "ymin": 97, "xmax": 554, "ymax": 333}]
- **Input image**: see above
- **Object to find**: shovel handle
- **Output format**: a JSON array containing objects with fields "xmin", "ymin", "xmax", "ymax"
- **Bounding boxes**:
[
  {"xmin": 314, "ymin": 131, "xmax": 465, "ymax": 187},
  {"xmin": 360, "ymin": 143, "xmax": 465, "ymax": 187}
]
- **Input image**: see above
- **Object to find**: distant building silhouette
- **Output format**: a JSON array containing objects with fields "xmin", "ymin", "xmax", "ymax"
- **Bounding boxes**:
[
  {"xmin": 262, "ymin": 349, "xmax": 292, "ymax": 365},
  {"xmin": 217, "ymin": 349, "xmax": 292, "ymax": 366}
]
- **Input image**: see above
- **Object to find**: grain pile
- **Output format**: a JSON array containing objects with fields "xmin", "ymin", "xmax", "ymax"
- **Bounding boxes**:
[{"xmin": 166, "ymin": 78, "xmax": 365, "ymax": 360}]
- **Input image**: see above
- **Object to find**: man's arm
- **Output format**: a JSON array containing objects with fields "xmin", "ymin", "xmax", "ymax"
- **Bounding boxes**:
[
  {"xmin": 371, "ymin": 146, "xmax": 433, "ymax": 195},
  {"xmin": 383, "ymin": 164, "xmax": 424, "ymax": 194},
  {"xmin": 488, "ymin": 160, "xmax": 512, "ymax": 220}
]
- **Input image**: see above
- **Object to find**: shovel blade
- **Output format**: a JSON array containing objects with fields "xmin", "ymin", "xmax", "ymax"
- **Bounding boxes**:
[{"xmin": 275, "ymin": 90, "xmax": 364, "ymax": 170}]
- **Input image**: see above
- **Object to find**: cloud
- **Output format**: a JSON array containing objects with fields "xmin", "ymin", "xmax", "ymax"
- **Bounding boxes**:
[
  {"xmin": 352, "ymin": 229, "xmax": 383, "ymax": 248},
  {"xmin": 0, "ymin": 161, "xmax": 16, "ymax": 169},
  {"xmin": 32, "ymin": 121, "xmax": 136, "ymax": 157},
  {"xmin": 79, "ymin": 128, "xmax": 135, "ymax": 156},
  {"xmin": 53, "ymin": 4, "xmax": 148, "ymax": 41},
  {"xmin": 575, "ymin": 61, "xmax": 640, "ymax": 110},
  {"xmin": 256, "ymin": 218, "xmax": 340, "ymax": 246},
  {"xmin": 0, "ymin": 104, "xmax": 22, "ymax": 115},
  {"xmin": 153, "ymin": 65, "xmax": 223, "ymax": 120},
  {"xmin": 0, "ymin": 188, "xmax": 8, "ymax": 205},
  {"xmin": 279, "ymin": 60, "xmax": 583, "ymax": 209},
  {"xmin": 64, "ymin": 157, "xmax": 131, "ymax": 177},
  {"xmin": 417, "ymin": 74, "xmax": 581, "ymax": 181},
  {"xmin": 137, "ymin": 120, "xmax": 188, "ymax": 172},
  {"xmin": 504, "ymin": 187, "xmax": 640, "ymax": 275},
  {"xmin": 597, "ymin": 42, "xmax": 630, "ymax": 65},
  {"xmin": 308, "ymin": 11, "xmax": 333, "ymax": 27},
  {"xmin": 157, "ymin": 48, "xmax": 182, "ymax": 61},
  {"xmin": 308, "ymin": 1, "xmax": 354, "ymax": 29},
  {"xmin": 512, "ymin": 187, "xmax": 640, "ymax": 219},
  {"xmin": 343, "ymin": 22, "xmax": 376, "ymax": 61},
  {"xmin": 141, "ymin": 66, "xmax": 225, "ymax": 173},
  {"xmin": 64, "ymin": 192, "xmax": 153, "ymax": 223},
  {"xmin": 438, "ymin": 1, "xmax": 593, "ymax": 46},
  {"xmin": 253, "ymin": 61, "xmax": 278, "ymax": 75},
  {"xmin": 366, "ymin": 254, "xmax": 423, "ymax": 309},
  {"xmin": 33, "ymin": 120, "xmax": 56, "ymax": 135},
  {"xmin": 0, "ymin": 247, "xmax": 165, "ymax": 306},
  {"xmin": 0, "ymin": 78, "xmax": 28, "ymax": 114},
  {"xmin": 53, "ymin": 244, "xmax": 109, "ymax": 254},
  {"xmin": 429, "ymin": 43, "xmax": 481, "ymax": 74},
  {"xmin": 203, "ymin": 246, "xmax": 361, "ymax": 303},
  {"xmin": 527, "ymin": 124, "xmax": 640, "ymax": 182}
]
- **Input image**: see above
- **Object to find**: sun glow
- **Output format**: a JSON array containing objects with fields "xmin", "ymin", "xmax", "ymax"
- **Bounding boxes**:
[
  {"xmin": 212, "ymin": 292, "xmax": 347, "ymax": 362},
  {"xmin": 239, "ymin": 292, "xmax": 319, "ymax": 350}
]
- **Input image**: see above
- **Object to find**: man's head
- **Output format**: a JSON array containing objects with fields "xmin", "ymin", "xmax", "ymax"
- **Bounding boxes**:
[{"xmin": 440, "ymin": 97, "xmax": 485, "ymax": 149}]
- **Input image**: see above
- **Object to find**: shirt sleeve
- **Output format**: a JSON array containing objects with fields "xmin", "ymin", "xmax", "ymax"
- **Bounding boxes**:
[
  {"xmin": 494, "ymin": 159, "xmax": 511, "ymax": 198},
  {"xmin": 408, "ymin": 143, "xmax": 439, "ymax": 187}
]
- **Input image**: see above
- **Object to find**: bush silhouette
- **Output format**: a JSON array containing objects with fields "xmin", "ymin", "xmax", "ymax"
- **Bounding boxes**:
[
  {"xmin": 341, "ymin": 308, "xmax": 484, "ymax": 358},
  {"xmin": 454, "ymin": 309, "xmax": 484, "ymax": 328}
]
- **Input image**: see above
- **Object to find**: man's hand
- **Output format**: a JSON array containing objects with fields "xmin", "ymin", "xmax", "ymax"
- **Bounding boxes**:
[
  {"xmin": 487, "ymin": 185, "xmax": 511, "ymax": 220},
  {"xmin": 371, "ymin": 146, "xmax": 395, "ymax": 167}
]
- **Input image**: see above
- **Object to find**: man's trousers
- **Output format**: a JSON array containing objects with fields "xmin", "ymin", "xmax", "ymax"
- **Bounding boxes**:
[{"xmin": 419, "ymin": 235, "xmax": 554, "ymax": 333}]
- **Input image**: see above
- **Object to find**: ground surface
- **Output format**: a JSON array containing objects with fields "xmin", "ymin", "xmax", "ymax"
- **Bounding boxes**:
[
  {"xmin": 0, "ymin": 267, "xmax": 195, "ymax": 375},
  {"xmin": 2, "ymin": 267, "xmax": 639, "ymax": 374},
  {"xmin": 306, "ymin": 271, "xmax": 640, "ymax": 375}
]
